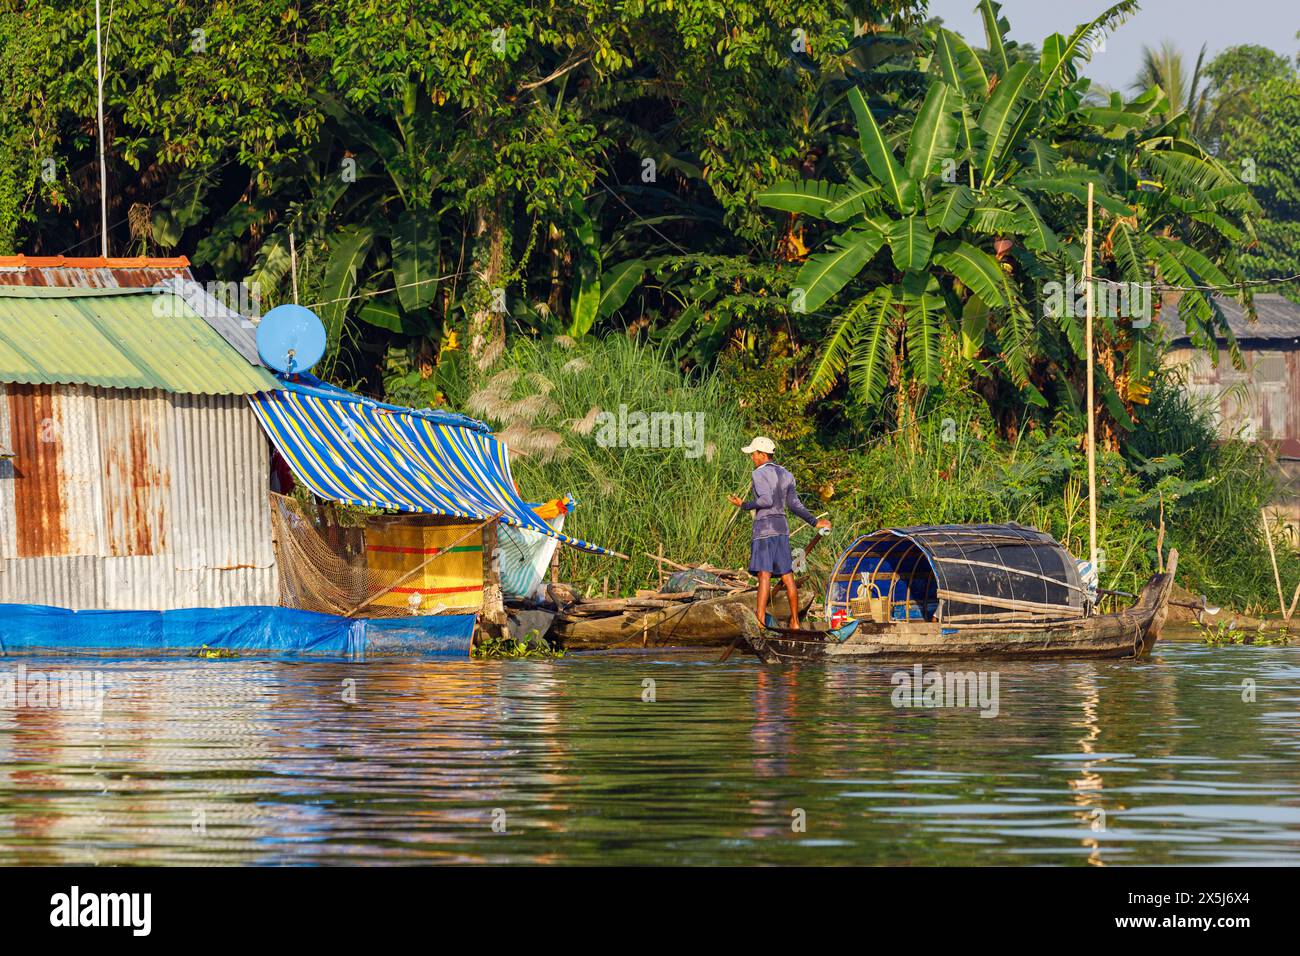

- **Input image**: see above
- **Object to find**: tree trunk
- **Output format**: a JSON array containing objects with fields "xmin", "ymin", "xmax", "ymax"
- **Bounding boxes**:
[
  {"xmin": 891, "ymin": 311, "xmax": 910, "ymax": 438},
  {"xmin": 468, "ymin": 195, "xmax": 510, "ymax": 367},
  {"xmin": 546, "ymin": 223, "xmax": 567, "ymax": 317}
]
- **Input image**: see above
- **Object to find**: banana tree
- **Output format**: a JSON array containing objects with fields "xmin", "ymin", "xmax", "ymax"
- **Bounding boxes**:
[
  {"xmin": 757, "ymin": 50, "xmax": 1069, "ymax": 408},
  {"xmin": 759, "ymin": 0, "xmax": 1256, "ymax": 430}
]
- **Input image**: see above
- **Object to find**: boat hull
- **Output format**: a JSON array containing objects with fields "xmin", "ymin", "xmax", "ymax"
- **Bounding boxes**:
[
  {"xmin": 720, "ymin": 552, "xmax": 1178, "ymax": 664},
  {"xmin": 554, "ymin": 588, "xmax": 806, "ymax": 650}
]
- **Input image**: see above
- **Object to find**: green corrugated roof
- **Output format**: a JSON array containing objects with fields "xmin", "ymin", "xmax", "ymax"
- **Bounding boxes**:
[{"xmin": 0, "ymin": 286, "xmax": 278, "ymax": 395}]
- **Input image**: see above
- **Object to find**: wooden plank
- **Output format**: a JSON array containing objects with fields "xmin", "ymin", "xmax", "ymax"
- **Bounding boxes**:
[
  {"xmin": 931, "ymin": 555, "xmax": 1087, "ymax": 594},
  {"xmin": 935, "ymin": 588, "xmax": 1078, "ymax": 615}
]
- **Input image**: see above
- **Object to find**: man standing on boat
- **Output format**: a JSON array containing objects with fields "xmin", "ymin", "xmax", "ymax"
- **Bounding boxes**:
[{"xmin": 728, "ymin": 437, "xmax": 831, "ymax": 629}]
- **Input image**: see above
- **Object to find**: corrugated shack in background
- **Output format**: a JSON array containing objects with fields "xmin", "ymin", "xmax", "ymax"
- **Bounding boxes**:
[
  {"xmin": 1159, "ymin": 293, "xmax": 1300, "ymax": 517},
  {"xmin": 0, "ymin": 275, "xmax": 281, "ymax": 610}
]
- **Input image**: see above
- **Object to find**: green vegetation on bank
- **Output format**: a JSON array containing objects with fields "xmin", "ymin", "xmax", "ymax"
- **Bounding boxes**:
[
  {"xmin": 438, "ymin": 336, "xmax": 753, "ymax": 595},
  {"xmin": 441, "ymin": 335, "xmax": 1298, "ymax": 613}
]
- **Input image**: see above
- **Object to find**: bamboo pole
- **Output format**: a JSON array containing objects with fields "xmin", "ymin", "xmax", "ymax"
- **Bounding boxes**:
[
  {"xmin": 1261, "ymin": 508, "xmax": 1288, "ymax": 620},
  {"xmin": 1076, "ymin": 183, "xmax": 1097, "ymax": 580},
  {"xmin": 95, "ymin": 0, "xmax": 109, "ymax": 257},
  {"xmin": 289, "ymin": 231, "xmax": 300, "ymax": 305},
  {"xmin": 1085, "ymin": 183, "xmax": 1099, "ymax": 576}
]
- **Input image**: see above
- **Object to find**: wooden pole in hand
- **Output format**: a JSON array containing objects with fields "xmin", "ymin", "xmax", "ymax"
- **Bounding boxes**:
[{"xmin": 1085, "ymin": 182, "xmax": 1099, "ymax": 576}]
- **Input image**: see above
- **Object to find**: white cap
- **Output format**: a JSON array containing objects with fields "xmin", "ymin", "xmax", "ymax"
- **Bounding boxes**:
[{"xmin": 741, "ymin": 436, "xmax": 776, "ymax": 455}]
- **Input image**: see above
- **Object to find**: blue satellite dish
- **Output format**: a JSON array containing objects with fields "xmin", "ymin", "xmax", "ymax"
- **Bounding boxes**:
[{"xmin": 256, "ymin": 304, "xmax": 327, "ymax": 375}]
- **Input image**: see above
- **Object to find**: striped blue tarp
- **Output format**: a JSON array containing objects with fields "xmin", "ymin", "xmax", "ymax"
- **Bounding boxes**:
[{"xmin": 248, "ymin": 376, "xmax": 609, "ymax": 554}]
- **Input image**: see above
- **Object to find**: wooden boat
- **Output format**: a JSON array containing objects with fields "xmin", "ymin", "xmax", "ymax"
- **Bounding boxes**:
[
  {"xmin": 714, "ymin": 523, "xmax": 1179, "ymax": 663},
  {"xmin": 552, "ymin": 584, "xmax": 810, "ymax": 649},
  {"xmin": 550, "ymin": 541, "xmax": 835, "ymax": 650}
]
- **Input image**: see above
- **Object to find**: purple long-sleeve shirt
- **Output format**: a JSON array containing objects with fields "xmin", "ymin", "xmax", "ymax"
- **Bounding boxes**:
[{"xmin": 742, "ymin": 461, "xmax": 818, "ymax": 540}]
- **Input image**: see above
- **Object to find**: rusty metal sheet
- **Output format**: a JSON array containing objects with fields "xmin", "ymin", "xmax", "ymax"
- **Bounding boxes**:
[
  {"xmin": 0, "ymin": 383, "xmax": 277, "ymax": 609},
  {"xmin": 0, "ymin": 255, "xmax": 192, "ymax": 289},
  {"xmin": 97, "ymin": 389, "xmax": 170, "ymax": 557},
  {"xmin": 4, "ymin": 382, "xmax": 63, "ymax": 556},
  {"xmin": 4, "ymin": 382, "xmax": 104, "ymax": 557}
]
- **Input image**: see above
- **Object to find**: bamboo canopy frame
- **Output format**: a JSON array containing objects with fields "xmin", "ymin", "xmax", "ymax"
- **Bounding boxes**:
[{"xmin": 825, "ymin": 524, "xmax": 1087, "ymax": 626}]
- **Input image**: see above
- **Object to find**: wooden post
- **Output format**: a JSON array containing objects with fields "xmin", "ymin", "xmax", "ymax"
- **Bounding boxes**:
[
  {"xmin": 289, "ymin": 231, "xmax": 300, "ymax": 305},
  {"xmin": 1085, "ymin": 182, "xmax": 1099, "ymax": 576},
  {"xmin": 1155, "ymin": 495, "xmax": 1166, "ymax": 573},
  {"xmin": 550, "ymin": 547, "xmax": 559, "ymax": 585},
  {"xmin": 1261, "ymin": 508, "xmax": 1287, "ymax": 620},
  {"xmin": 480, "ymin": 519, "xmax": 507, "ymax": 630}
]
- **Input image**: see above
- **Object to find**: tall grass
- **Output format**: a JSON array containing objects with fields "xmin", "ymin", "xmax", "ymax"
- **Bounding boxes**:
[{"xmin": 467, "ymin": 336, "xmax": 753, "ymax": 594}]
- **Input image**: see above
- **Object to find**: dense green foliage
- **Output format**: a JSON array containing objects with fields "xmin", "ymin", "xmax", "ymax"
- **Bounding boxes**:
[
  {"xmin": 1208, "ymin": 49, "xmax": 1300, "ymax": 301},
  {"xmin": 0, "ymin": 0, "xmax": 926, "ymax": 387}
]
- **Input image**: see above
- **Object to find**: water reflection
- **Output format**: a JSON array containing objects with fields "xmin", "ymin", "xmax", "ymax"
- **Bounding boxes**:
[{"xmin": 0, "ymin": 632, "xmax": 1298, "ymax": 865}]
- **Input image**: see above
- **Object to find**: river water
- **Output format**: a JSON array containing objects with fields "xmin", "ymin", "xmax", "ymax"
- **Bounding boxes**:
[{"xmin": 1, "ymin": 630, "xmax": 1297, "ymax": 865}]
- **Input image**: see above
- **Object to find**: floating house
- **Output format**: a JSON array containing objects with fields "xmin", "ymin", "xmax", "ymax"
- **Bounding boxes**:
[{"xmin": 0, "ymin": 259, "xmax": 606, "ymax": 657}]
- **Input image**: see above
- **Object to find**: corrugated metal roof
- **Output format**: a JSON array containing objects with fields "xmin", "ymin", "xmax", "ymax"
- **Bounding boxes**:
[
  {"xmin": 0, "ymin": 255, "xmax": 192, "ymax": 288},
  {"xmin": 157, "ymin": 277, "xmax": 262, "ymax": 366},
  {"xmin": 0, "ymin": 287, "xmax": 278, "ymax": 395},
  {"xmin": 1159, "ymin": 293, "xmax": 1300, "ymax": 344}
]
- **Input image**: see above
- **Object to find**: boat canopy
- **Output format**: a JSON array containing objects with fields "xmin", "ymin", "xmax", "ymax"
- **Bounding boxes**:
[
  {"xmin": 825, "ymin": 523, "xmax": 1086, "ymax": 624},
  {"xmin": 248, "ymin": 374, "xmax": 611, "ymax": 555}
]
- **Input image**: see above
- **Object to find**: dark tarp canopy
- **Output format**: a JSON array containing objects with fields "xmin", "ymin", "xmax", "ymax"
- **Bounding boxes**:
[{"xmin": 825, "ymin": 523, "xmax": 1086, "ymax": 624}]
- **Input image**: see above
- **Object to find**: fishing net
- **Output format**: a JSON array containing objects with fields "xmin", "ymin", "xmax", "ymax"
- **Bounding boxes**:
[{"xmin": 270, "ymin": 493, "xmax": 490, "ymax": 618}]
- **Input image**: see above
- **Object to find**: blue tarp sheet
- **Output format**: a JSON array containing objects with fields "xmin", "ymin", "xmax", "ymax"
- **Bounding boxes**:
[{"xmin": 0, "ymin": 604, "xmax": 476, "ymax": 658}]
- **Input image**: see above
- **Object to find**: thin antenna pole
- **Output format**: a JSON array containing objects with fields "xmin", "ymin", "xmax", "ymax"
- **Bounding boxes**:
[
  {"xmin": 95, "ymin": 0, "xmax": 109, "ymax": 257},
  {"xmin": 1085, "ymin": 182, "xmax": 1098, "ymax": 574},
  {"xmin": 289, "ymin": 231, "xmax": 300, "ymax": 304}
]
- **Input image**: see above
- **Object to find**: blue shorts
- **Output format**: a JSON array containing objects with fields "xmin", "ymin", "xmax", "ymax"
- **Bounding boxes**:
[{"xmin": 749, "ymin": 534, "xmax": 793, "ymax": 576}]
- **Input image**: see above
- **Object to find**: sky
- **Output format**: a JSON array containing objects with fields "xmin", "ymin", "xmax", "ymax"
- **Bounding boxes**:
[{"xmin": 924, "ymin": 0, "xmax": 1300, "ymax": 90}]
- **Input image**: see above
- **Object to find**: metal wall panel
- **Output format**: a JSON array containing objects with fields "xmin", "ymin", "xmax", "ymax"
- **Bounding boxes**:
[
  {"xmin": 3, "ymin": 383, "xmax": 105, "ymax": 557},
  {"xmin": 0, "ymin": 383, "xmax": 277, "ymax": 609},
  {"xmin": 97, "ymin": 388, "xmax": 169, "ymax": 556},
  {"xmin": 1166, "ymin": 346, "xmax": 1300, "ymax": 456},
  {"xmin": 0, "ymin": 383, "xmax": 13, "ymax": 560}
]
